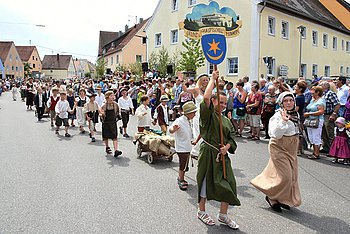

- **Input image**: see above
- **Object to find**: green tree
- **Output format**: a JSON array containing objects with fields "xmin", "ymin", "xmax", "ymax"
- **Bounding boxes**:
[
  {"xmin": 148, "ymin": 51, "xmax": 158, "ymax": 71},
  {"xmin": 84, "ymin": 72, "xmax": 91, "ymax": 78},
  {"xmin": 179, "ymin": 39, "xmax": 205, "ymax": 73},
  {"xmin": 158, "ymin": 46, "xmax": 171, "ymax": 77},
  {"xmin": 128, "ymin": 62, "xmax": 143, "ymax": 80},
  {"xmin": 170, "ymin": 49, "xmax": 181, "ymax": 74},
  {"xmin": 95, "ymin": 57, "xmax": 107, "ymax": 78},
  {"xmin": 115, "ymin": 63, "xmax": 127, "ymax": 73},
  {"xmin": 24, "ymin": 62, "xmax": 32, "ymax": 78}
]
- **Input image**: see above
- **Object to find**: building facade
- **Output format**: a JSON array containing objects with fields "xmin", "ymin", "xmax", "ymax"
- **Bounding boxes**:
[
  {"xmin": 145, "ymin": 0, "xmax": 350, "ymax": 81},
  {"xmin": 98, "ymin": 19, "xmax": 149, "ymax": 74},
  {"xmin": 0, "ymin": 41, "xmax": 24, "ymax": 79},
  {"xmin": 42, "ymin": 54, "xmax": 76, "ymax": 80},
  {"xmin": 16, "ymin": 46, "xmax": 42, "ymax": 78}
]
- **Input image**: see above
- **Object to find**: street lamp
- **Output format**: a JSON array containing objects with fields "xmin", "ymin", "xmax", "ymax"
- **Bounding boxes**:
[{"xmin": 297, "ymin": 25, "xmax": 305, "ymax": 77}]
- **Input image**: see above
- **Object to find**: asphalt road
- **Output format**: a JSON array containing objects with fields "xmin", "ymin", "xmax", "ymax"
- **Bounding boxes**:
[{"xmin": 0, "ymin": 92, "xmax": 349, "ymax": 233}]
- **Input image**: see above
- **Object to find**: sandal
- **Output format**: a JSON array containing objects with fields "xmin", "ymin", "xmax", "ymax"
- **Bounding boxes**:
[
  {"xmin": 105, "ymin": 147, "xmax": 112, "ymax": 154},
  {"xmin": 217, "ymin": 213, "xmax": 239, "ymax": 230},
  {"xmin": 197, "ymin": 211, "xmax": 215, "ymax": 226},
  {"xmin": 177, "ymin": 178, "xmax": 188, "ymax": 190},
  {"xmin": 307, "ymin": 154, "xmax": 320, "ymax": 160}
]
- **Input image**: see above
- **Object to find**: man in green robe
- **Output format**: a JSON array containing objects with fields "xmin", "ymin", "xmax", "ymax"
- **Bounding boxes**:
[{"xmin": 196, "ymin": 71, "xmax": 240, "ymax": 230}]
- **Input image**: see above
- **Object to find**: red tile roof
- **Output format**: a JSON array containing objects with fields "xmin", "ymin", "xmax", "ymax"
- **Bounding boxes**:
[
  {"xmin": 16, "ymin": 46, "xmax": 36, "ymax": 62},
  {"xmin": 42, "ymin": 54, "xmax": 72, "ymax": 70},
  {"xmin": 0, "ymin": 41, "xmax": 14, "ymax": 62},
  {"xmin": 98, "ymin": 31, "xmax": 119, "ymax": 56}
]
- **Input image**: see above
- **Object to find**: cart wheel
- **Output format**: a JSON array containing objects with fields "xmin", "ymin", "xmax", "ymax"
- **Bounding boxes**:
[
  {"xmin": 137, "ymin": 143, "xmax": 142, "ymax": 158},
  {"xmin": 167, "ymin": 155, "xmax": 173, "ymax": 162},
  {"xmin": 147, "ymin": 154, "xmax": 154, "ymax": 164}
]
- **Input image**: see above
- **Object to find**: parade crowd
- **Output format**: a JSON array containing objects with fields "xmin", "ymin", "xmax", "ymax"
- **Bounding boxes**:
[{"xmin": 1, "ymin": 70, "xmax": 350, "ymax": 230}]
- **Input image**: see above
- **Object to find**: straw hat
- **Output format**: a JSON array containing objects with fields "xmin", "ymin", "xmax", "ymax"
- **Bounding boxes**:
[
  {"xmin": 96, "ymin": 85, "xmax": 102, "ymax": 90},
  {"xmin": 160, "ymin": 95, "xmax": 169, "ymax": 102},
  {"xmin": 182, "ymin": 101, "xmax": 197, "ymax": 115},
  {"xmin": 51, "ymin": 86, "xmax": 59, "ymax": 92}
]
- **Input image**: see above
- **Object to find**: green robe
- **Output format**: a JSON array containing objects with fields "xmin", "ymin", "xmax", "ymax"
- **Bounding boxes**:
[{"xmin": 197, "ymin": 101, "xmax": 241, "ymax": 206}]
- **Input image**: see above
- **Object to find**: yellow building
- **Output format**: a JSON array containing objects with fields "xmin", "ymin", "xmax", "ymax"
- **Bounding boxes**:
[
  {"xmin": 0, "ymin": 41, "xmax": 24, "ymax": 79},
  {"xmin": 98, "ymin": 19, "xmax": 149, "ymax": 74},
  {"xmin": 145, "ymin": 0, "xmax": 350, "ymax": 81},
  {"xmin": 16, "ymin": 46, "xmax": 42, "ymax": 78},
  {"xmin": 42, "ymin": 54, "xmax": 76, "ymax": 80}
]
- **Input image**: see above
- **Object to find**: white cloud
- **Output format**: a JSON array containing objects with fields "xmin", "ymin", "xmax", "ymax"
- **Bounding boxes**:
[{"xmin": 0, "ymin": 0, "xmax": 159, "ymax": 62}]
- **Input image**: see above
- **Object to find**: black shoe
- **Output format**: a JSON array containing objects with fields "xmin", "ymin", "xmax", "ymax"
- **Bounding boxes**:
[
  {"xmin": 55, "ymin": 130, "xmax": 59, "ymax": 134},
  {"xmin": 51, "ymin": 123, "xmax": 54, "ymax": 127},
  {"xmin": 332, "ymin": 158, "xmax": 338, "ymax": 164},
  {"xmin": 65, "ymin": 133, "xmax": 71, "ymax": 137},
  {"xmin": 91, "ymin": 137, "xmax": 96, "ymax": 142},
  {"xmin": 264, "ymin": 136, "xmax": 270, "ymax": 139},
  {"xmin": 114, "ymin": 150, "xmax": 122, "ymax": 158},
  {"xmin": 119, "ymin": 127, "xmax": 123, "ymax": 134},
  {"xmin": 89, "ymin": 133, "xmax": 92, "ymax": 138},
  {"xmin": 123, "ymin": 133, "xmax": 129, "ymax": 138},
  {"xmin": 265, "ymin": 196, "xmax": 282, "ymax": 213},
  {"xmin": 278, "ymin": 202, "xmax": 291, "ymax": 210},
  {"xmin": 320, "ymin": 149, "xmax": 329, "ymax": 154}
]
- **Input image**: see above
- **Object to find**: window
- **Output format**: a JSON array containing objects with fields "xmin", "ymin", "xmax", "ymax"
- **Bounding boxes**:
[
  {"xmin": 19, "ymin": 67, "xmax": 22, "ymax": 72},
  {"xmin": 6, "ymin": 66, "xmax": 9, "ymax": 71},
  {"xmin": 170, "ymin": 30, "xmax": 178, "ymax": 44},
  {"xmin": 324, "ymin": 65, "xmax": 330, "ymax": 77},
  {"xmin": 12, "ymin": 66, "xmax": 14, "ymax": 71},
  {"xmin": 36, "ymin": 58, "xmax": 38, "ymax": 61},
  {"xmin": 116, "ymin": 55, "xmax": 119, "ymax": 64},
  {"xmin": 312, "ymin": 64, "xmax": 318, "ymax": 76},
  {"xmin": 188, "ymin": 0, "xmax": 196, "ymax": 7},
  {"xmin": 16, "ymin": 56, "xmax": 19, "ymax": 61},
  {"xmin": 155, "ymin": 33, "xmax": 162, "ymax": 47},
  {"xmin": 346, "ymin": 41, "xmax": 350, "ymax": 52},
  {"xmin": 268, "ymin": 16, "xmax": 275, "ymax": 36},
  {"xmin": 267, "ymin": 58, "xmax": 275, "ymax": 76},
  {"xmin": 333, "ymin": 37, "xmax": 337, "ymax": 50},
  {"xmin": 342, "ymin": 40, "xmax": 345, "ymax": 50},
  {"xmin": 172, "ymin": 0, "xmax": 178, "ymax": 11},
  {"xmin": 136, "ymin": 55, "xmax": 142, "ymax": 63},
  {"xmin": 281, "ymin": 21, "xmax": 289, "ymax": 39},
  {"xmin": 300, "ymin": 64, "xmax": 307, "ymax": 77},
  {"xmin": 110, "ymin": 56, "xmax": 113, "ymax": 65},
  {"xmin": 32, "ymin": 56, "xmax": 34, "ymax": 60},
  {"xmin": 340, "ymin": 66, "xmax": 344, "ymax": 76},
  {"xmin": 323, "ymin": 34, "xmax": 328, "ymax": 48},
  {"xmin": 33, "ymin": 64, "xmax": 36, "ymax": 68},
  {"xmin": 208, "ymin": 63, "xmax": 214, "ymax": 75},
  {"xmin": 347, "ymin": 67, "xmax": 350, "ymax": 76},
  {"xmin": 227, "ymin": 57, "xmax": 239, "ymax": 75},
  {"xmin": 9, "ymin": 55, "xmax": 12, "ymax": 61},
  {"xmin": 312, "ymin": 31, "xmax": 318, "ymax": 46},
  {"xmin": 301, "ymin": 27, "xmax": 306, "ymax": 39},
  {"xmin": 15, "ymin": 66, "xmax": 18, "ymax": 71}
]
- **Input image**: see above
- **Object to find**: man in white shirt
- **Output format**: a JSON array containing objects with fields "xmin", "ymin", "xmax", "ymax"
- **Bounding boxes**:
[
  {"xmin": 336, "ymin": 77, "xmax": 350, "ymax": 117},
  {"xmin": 243, "ymin": 76, "xmax": 251, "ymax": 94},
  {"xmin": 169, "ymin": 101, "xmax": 196, "ymax": 191}
]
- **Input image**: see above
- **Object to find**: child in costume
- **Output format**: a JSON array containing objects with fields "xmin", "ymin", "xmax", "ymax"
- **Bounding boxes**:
[
  {"xmin": 197, "ymin": 71, "xmax": 240, "ymax": 230},
  {"xmin": 169, "ymin": 101, "xmax": 196, "ymax": 191},
  {"xmin": 329, "ymin": 117, "xmax": 350, "ymax": 165}
]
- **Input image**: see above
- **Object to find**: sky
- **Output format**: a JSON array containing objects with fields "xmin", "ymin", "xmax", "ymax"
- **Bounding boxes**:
[{"xmin": 0, "ymin": 0, "xmax": 159, "ymax": 63}]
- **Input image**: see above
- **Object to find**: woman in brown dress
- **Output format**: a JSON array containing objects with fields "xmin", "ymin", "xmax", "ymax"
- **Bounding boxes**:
[{"xmin": 251, "ymin": 92, "xmax": 301, "ymax": 212}]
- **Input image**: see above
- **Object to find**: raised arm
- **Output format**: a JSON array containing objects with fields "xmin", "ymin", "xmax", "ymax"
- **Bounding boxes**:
[{"xmin": 203, "ymin": 71, "xmax": 219, "ymax": 108}]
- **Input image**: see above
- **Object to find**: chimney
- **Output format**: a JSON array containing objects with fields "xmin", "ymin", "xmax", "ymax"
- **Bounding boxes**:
[
  {"xmin": 139, "ymin": 18, "xmax": 144, "ymax": 24},
  {"xmin": 119, "ymin": 30, "xmax": 123, "ymax": 36},
  {"xmin": 56, "ymin": 53, "xmax": 59, "ymax": 61},
  {"xmin": 125, "ymin": 24, "xmax": 129, "ymax": 32}
]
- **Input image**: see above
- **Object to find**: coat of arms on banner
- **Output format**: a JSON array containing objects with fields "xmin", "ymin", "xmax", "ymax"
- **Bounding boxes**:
[{"xmin": 179, "ymin": 1, "xmax": 242, "ymax": 65}]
